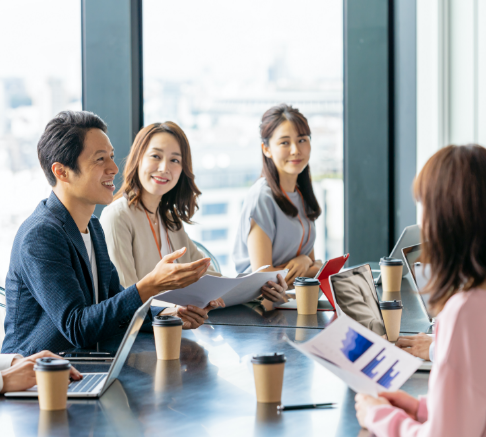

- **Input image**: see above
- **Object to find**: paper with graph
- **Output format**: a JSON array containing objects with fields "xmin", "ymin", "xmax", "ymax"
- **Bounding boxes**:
[{"xmin": 286, "ymin": 314, "xmax": 421, "ymax": 396}]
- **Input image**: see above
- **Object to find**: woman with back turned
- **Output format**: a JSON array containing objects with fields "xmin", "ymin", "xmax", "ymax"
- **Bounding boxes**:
[
  {"xmin": 355, "ymin": 144, "xmax": 486, "ymax": 436},
  {"xmin": 233, "ymin": 104, "xmax": 323, "ymax": 297}
]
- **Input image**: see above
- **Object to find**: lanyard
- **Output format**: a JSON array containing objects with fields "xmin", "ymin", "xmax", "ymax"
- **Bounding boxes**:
[
  {"xmin": 145, "ymin": 210, "xmax": 172, "ymax": 260},
  {"xmin": 281, "ymin": 185, "xmax": 311, "ymax": 257}
]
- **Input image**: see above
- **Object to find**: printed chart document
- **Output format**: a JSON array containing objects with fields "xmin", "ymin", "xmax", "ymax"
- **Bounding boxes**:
[
  {"xmin": 156, "ymin": 269, "xmax": 288, "ymax": 308},
  {"xmin": 287, "ymin": 314, "xmax": 421, "ymax": 396}
]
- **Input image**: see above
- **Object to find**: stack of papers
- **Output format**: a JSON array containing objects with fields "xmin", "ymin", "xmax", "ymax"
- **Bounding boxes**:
[
  {"xmin": 287, "ymin": 314, "xmax": 421, "ymax": 396},
  {"xmin": 155, "ymin": 269, "xmax": 288, "ymax": 308}
]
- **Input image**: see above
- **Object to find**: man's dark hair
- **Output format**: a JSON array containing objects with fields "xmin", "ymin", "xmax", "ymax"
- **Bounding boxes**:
[{"xmin": 37, "ymin": 110, "xmax": 108, "ymax": 186}]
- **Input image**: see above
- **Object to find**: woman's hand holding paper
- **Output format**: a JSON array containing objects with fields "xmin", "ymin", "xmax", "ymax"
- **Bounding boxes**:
[{"xmin": 261, "ymin": 274, "xmax": 288, "ymax": 303}]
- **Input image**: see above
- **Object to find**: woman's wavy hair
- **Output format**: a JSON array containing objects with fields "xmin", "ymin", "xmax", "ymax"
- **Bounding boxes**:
[
  {"xmin": 114, "ymin": 122, "xmax": 201, "ymax": 231},
  {"xmin": 260, "ymin": 104, "xmax": 321, "ymax": 221},
  {"xmin": 414, "ymin": 144, "xmax": 486, "ymax": 312}
]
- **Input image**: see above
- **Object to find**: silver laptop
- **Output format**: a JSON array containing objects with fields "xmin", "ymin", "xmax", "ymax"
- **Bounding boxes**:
[
  {"xmin": 375, "ymin": 224, "xmax": 421, "ymax": 284},
  {"xmin": 402, "ymin": 243, "xmax": 434, "ymax": 324},
  {"xmin": 6, "ymin": 297, "xmax": 153, "ymax": 399}
]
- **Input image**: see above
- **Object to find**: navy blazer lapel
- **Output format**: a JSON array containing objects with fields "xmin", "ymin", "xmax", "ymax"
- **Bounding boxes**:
[
  {"xmin": 46, "ymin": 192, "xmax": 94, "ymax": 300},
  {"xmin": 89, "ymin": 219, "xmax": 110, "ymax": 301}
]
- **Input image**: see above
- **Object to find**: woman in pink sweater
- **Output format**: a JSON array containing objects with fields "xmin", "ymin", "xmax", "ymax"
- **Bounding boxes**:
[{"xmin": 355, "ymin": 144, "xmax": 486, "ymax": 437}]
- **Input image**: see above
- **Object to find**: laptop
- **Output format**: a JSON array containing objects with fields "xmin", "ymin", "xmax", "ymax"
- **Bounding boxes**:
[
  {"xmin": 6, "ymin": 297, "xmax": 153, "ymax": 399},
  {"xmin": 402, "ymin": 243, "xmax": 435, "ymax": 324},
  {"xmin": 375, "ymin": 224, "xmax": 421, "ymax": 284},
  {"xmin": 328, "ymin": 264, "xmax": 388, "ymax": 338}
]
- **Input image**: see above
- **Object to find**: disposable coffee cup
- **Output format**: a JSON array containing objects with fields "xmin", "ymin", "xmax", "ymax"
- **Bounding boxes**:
[
  {"xmin": 153, "ymin": 315, "xmax": 183, "ymax": 360},
  {"xmin": 34, "ymin": 358, "xmax": 71, "ymax": 411},
  {"xmin": 251, "ymin": 353, "xmax": 286, "ymax": 403},
  {"xmin": 379, "ymin": 300, "xmax": 403, "ymax": 342},
  {"xmin": 294, "ymin": 277, "xmax": 320, "ymax": 315},
  {"xmin": 379, "ymin": 257, "xmax": 403, "ymax": 296}
]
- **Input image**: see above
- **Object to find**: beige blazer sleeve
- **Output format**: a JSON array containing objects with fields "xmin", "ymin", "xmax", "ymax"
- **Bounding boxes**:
[{"xmin": 100, "ymin": 202, "xmax": 140, "ymax": 288}]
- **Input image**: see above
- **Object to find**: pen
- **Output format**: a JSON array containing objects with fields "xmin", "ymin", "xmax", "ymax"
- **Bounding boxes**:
[{"xmin": 277, "ymin": 402, "xmax": 337, "ymax": 411}]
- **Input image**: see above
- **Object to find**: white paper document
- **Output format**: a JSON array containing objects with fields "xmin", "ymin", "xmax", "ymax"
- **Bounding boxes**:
[
  {"xmin": 156, "ymin": 269, "xmax": 288, "ymax": 308},
  {"xmin": 287, "ymin": 314, "xmax": 421, "ymax": 396}
]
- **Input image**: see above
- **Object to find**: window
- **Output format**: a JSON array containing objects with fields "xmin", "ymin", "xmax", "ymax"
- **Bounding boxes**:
[
  {"xmin": 143, "ymin": 0, "xmax": 343, "ymax": 275},
  {"xmin": 202, "ymin": 203, "xmax": 228, "ymax": 216},
  {"xmin": 202, "ymin": 229, "xmax": 228, "ymax": 242},
  {"xmin": 215, "ymin": 254, "xmax": 229, "ymax": 267},
  {"xmin": 0, "ymin": 1, "xmax": 81, "ymax": 285}
]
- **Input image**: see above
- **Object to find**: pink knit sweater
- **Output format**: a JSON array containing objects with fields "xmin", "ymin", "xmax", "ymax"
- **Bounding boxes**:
[{"xmin": 365, "ymin": 289, "xmax": 486, "ymax": 437}]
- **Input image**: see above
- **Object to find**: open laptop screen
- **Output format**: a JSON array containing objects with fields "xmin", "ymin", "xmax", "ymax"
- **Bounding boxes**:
[
  {"xmin": 402, "ymin": 244, "xmax": 433, "ymax": 322},
  {"xmin": 329, "ymin": 264, "xmax": 386, "ymax": 337}
]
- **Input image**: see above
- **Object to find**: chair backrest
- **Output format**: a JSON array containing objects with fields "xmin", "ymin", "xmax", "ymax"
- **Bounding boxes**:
[
  {"xmin": 192, "ymin": 240, "xmax": 222, "ymax": 274},
  {"xmin": 0, "ymin": 287, "xmax": 6, "ymax": 350}
]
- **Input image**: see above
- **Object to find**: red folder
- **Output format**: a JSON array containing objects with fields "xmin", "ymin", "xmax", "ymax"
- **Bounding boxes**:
[{"xmin": 318, "ymin": 254, "xmax": 349, "ymax": 309}]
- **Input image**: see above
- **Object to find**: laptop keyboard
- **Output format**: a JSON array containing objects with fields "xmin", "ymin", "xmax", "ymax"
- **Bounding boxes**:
[{"xmin": 68, "ymin": 373, "xmax": 106, "ymax": 393}]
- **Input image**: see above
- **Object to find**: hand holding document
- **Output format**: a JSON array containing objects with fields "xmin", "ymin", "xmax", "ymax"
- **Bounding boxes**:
[
  {"xmin": 287, "ymin": 314, "xmax": 421, "ymax": 396},
  {"xmin": 156, "ymin": 269, "xmax": 289, "ymax": 308}
]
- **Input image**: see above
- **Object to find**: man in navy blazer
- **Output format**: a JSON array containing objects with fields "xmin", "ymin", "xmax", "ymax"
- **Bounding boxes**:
[{"xmin": 2, "ymin": 111, "xmax": 216, "ymax": 356}]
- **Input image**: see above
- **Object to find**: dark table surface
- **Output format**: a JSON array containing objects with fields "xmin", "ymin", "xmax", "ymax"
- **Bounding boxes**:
[
  {"xmin": 0, "ymin": 266, "xmax": 432, "ymax": 436},
  {"xmin": 0, "ymin": 324, "xmax": 430, "ymax": 437}
]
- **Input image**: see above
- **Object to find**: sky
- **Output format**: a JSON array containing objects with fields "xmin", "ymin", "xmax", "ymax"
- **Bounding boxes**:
[
  {"xmin": 144, "ymin": 0, "xmax": 343, "ymax": 83},
  {"xmin": 0, "ymin": 0, "xmax": 81, "ymax": 93},
  {"xmin": 0, "ymin": 0, "xmax": 342, "ymax": 89}
]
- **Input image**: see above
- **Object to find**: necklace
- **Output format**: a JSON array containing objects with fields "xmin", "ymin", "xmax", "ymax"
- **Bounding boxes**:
[{"xmin": 148, "ymin": 209, "xmax": 158, "ymax": 226}]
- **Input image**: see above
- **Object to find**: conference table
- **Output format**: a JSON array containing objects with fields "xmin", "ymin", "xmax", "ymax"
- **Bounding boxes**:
[{"xmin": 0, "ymin": 268, "xmax": 431, "ymax": 436}]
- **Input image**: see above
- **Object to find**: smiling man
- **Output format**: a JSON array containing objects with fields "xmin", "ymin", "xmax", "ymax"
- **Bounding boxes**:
[{"xmin": 2, "ymin": 111, "xmax": 211, "ymax": 355}]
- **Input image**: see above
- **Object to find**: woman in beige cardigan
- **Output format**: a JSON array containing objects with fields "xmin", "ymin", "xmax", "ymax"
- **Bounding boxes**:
[{"xmin": 100, "ymin": 122, "xmax": 286, "ymax": 329}]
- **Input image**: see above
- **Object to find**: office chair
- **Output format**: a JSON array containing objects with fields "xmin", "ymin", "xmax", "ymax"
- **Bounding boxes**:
[
  {"xmin": 0, "ymin": 287, "xmax": 6, "ymax": 349},
  {"xmin": 192, "ymin": 240, "xmax": 222, "ymax": 274}
]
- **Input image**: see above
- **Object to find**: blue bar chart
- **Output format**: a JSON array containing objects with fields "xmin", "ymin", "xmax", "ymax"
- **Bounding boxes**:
[
  {"xmin": 361, "ymin": 348, "xmax": 386, "ymax": 378},
  {"xmin": 377, "ymin": 361, "xmax": 400, "ymax": 388},
  {"xmin": 340, "ymin": 328, "xmax": 373, "ymax": 362}
]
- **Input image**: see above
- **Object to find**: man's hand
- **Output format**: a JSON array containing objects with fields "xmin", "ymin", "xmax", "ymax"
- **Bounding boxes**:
[
  {"xmin": 395, "ymin": 333, "xmax": 433, "ymax": 360},
  {"xmin": 284, "ymin": 255, "xmax": 313, "ymax": 286},
  {"xmin": 3, "ymin": 351, "xmax": 82, "ymax": 394},
  {"xmin": 261, "ymin": 274, "xmax": 288, "ymax": 303},
  {"xmin": 355, "ymin": 393, "xmax": 391, "ymax": 428},
  {"xmin": 137, "ymin": 248, "xmax": 211, "ymax": 302}
]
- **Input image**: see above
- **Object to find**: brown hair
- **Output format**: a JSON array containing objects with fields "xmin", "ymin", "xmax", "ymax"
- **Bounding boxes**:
[
  {"xmin": 114, "ymin": 122, "xmax": 201, "ymax": 231},
  {"xmin": 414, "ymin": 144, "xmax": 486, "ymax": 311},
  {"xmin": 260, "ymin": 104, "xmax": 321, "ymax": 221}
]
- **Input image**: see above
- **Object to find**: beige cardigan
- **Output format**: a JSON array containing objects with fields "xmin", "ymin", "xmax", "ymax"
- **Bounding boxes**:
[{"xmin": 99, "ymin": 197, "xmax": 219, "ymax": 291}]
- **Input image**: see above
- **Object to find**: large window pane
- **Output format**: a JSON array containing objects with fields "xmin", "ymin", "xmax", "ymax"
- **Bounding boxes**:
[
  {"xmin": 0, "ymin": 1, "xmax": 81, "ymax": 285},
  {"xmin": 144, "ymin": 0, "xmax": 343, "ymax": 275}
]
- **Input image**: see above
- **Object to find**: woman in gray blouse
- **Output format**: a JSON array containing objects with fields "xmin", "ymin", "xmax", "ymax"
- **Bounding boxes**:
[{"xmin": 233, "ymin": 104, "xmax": 323, "ymax": 289}]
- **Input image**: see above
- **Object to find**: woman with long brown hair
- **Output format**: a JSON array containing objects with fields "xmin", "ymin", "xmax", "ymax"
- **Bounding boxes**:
[
  {"xmin": 100, "ymin": 122, "xmax": 224, "ymax": 329},
  {"xmin": 355, "ymin": 144, "xmax": 486, "ymax": 436},
  {"xmin": 233, "ymin": 104, "xmax": 323, "ymax": 290}
]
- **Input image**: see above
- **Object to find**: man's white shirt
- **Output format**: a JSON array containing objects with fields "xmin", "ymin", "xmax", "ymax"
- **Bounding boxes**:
[{"xmin": 81, "ymin": 228, "xmax": 99, "ymax": 304}]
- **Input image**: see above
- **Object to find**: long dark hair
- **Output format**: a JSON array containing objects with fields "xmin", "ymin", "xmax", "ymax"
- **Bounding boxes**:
[
  {"xmin": 414, "ymin": 144, "xmax": 486, "ymax": 311},
  {"xmin": 114, "ymin": 122, "xmax": 201, "ymax": 231},
  {"xmin": 260, "ymin": 104, "xmax": 321, "ymax": 221}
]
